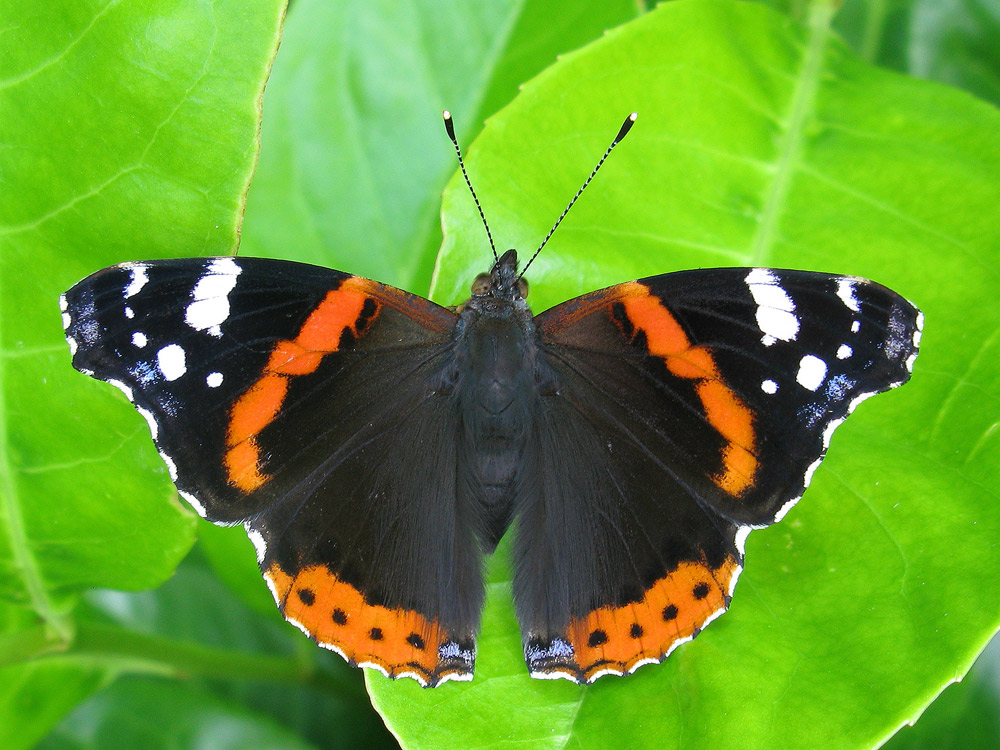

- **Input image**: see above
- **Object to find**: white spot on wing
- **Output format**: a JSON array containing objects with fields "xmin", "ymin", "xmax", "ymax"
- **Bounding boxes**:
[
  {"xmin": 59, "ymin": 294, "xmax": 68, "ymax": 312},
  {"xmin": 206, "ymin": 371, "xmax": 223, "ymax": 388},
  {"xmin": 178, "ymin": 490, "xmax": 207, "ymax": 518},
  {"xmin": 134, "ymin": 406, "xmax": 158, "ymax": 439},
  {"xmin": 132, "ymin": 332, "xmax": 147, "ymax": 348},
  {"xmin": 531, "ymin": 669, "xmax": 578, "ymax": 682},
  {"xmin": 823, "ymin": 417, "xmax": 846, "ymax": 449},
  {"xmin": 245, "ymin": 525, "xmax": 267, "ymax": 564},
  {"xmin": 746, "ymin": 268, "xmax": 799, "ymax": 344},
  {"xmin": 836, "ymin": 278, "xmax": 860, "ymax": 312},
  {"xmin": 735, "ymin": 526, "xmax": 753, "ymax": 556},
  {"xmin": 107, "ymin": 378, "xmax": 134, "ymax": 401},
  {"xmin": 849, "ymin": 391, "xmax": 877, "ymax": 413},
  {"xmin": 61, "ymin": 312, "xmax": 71, "ymax": 330},
  {"xmin": 124, "ymin": 266, "xmax": 148, "ymax": 298},
  {"xmin": 67, "ymin": 336, "xmax": 78, "ymax": 355},
  {"xmin": 157, "ymin": 344, "xmax": 186, "ymax": 381},
  {"xmin": 587, "ymin": 667, "xmax": 624, "ymax": 682},
  {"xmin": 159, "ymin": 451, "xmax": 178, "ymax": 481},
  {"xmin": 773, "ymin": 494, "xmax": 802, "ymax": 522},
  {"xmin": 796, "ymin": 355, "xmax": 827, "ymax": 391},
  {"xmin": 850, "ymin": 320, "xmax": 860, "ymax": 333},
  {"xmin": 761, "ymin": 379, "xmax": 778, "ymax": 394},
  {"xmin": 124, "ymin": 306, "xmax": 134, "ymax": 319},
  {"xmin": 837, "ymin": 344, "xmax": 852, "ymax": 359},
  {"xmin": 357, "ymin": 661, "xmax": 392, "ymax": 678},
  {"xmin": 437, "ymin": 671, "xmax": 474, "ymax": 684},
  {"xmin": 627, "ymin": 657, "xmax": 660, "ymax": 674},
  {"xmin": 727, "ymin": 564, "xmax": 744, "ymax": 597},
  {"xmin": 185, "ymin": 258, "xmax": 241, "ymax": 337}
]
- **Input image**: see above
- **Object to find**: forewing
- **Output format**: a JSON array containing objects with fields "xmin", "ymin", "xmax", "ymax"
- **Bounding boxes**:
[
  {"xmin": 515, "ymin": 268, "xmax": 921, "ymax": 683},
  {"xmin": 62, "ymin": 257, "xmax": 481, "ymax": 686}
]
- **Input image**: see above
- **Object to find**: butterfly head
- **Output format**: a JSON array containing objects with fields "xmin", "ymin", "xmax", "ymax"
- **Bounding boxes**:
[{"xmin": 470, "ymin": 248, "xmax": 529, "ymax": 301}]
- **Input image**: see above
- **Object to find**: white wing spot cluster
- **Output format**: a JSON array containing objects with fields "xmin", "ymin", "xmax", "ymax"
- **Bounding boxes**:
[
  {"xmin": 796, "ymin": 354, "xmax": 827, "ymax": 391},
  {"xmin": 745, "ymin": 269, "xmax": 799, "ymax": 346},
  {"xmin": 123, "ymin": 265, "xmax": 149, "ymax": 299},
  {"xmin": 836, "ymin": 278, "xmax": 860, "ymax": 312},
  {"xmin": 157, "ymin": 344, "xmax": 186, "ymax": 381},
  {"xmin": 185, "ymin": 258, "xmax": 242, "ymax": 338}
]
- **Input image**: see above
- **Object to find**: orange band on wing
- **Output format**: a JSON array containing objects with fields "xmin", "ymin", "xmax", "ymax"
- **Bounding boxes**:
[
  {"xmin": 617, "ymin": 281, "xmax": 757, "ymax": 496},
  {"xmin": 567, "ymin": 556, "xmax": 740, "ymax": 682},
  {"xmin": 224, "ymin": 278, "xmax": 378, "ymax": 492},
  {"xmin": 265, "ymin": 563, "xmax": 469, "ymax": 685}
]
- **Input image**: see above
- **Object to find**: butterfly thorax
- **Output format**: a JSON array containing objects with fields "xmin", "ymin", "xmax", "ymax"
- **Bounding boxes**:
[{"xmin": 453, "ymin": 250, "xmax": 540, "ymax": 547}]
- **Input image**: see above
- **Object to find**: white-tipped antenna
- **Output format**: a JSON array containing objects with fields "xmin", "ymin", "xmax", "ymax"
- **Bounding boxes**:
[
  {"xmin": 519, "ymin": 112, "xmax": 637, "ymax": 279},
  {"xmin": 443, "ymin": 111, "xmax": 498, "ymax": 264}
]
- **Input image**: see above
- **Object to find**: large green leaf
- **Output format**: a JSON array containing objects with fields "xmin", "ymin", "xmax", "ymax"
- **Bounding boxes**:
[
  {"xmin": 0, "ymin": 0, "xmax": 284, "ymax": 620},
  {"xmin": 885, "ymin": 637, "xmax": 1000, "ymax": 749},
  {"xmin": 239, "ymin": 0, "xmax": 639, "ymax": 291},
  {"xmin": 42, "ymin": 553, "xmax": 395, "ymax": 750},
  {"xmin": 369, "ymin": 1, "xmax": 1000, "ymax": 748},
  {"xmin": 0, "ymin": 0, "xmax": 285, "ymax": 741}
]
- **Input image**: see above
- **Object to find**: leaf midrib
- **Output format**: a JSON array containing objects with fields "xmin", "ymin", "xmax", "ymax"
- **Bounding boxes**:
[{"xmin": 747, "ymin": 1, "xmax": 834, "ymax": 266}]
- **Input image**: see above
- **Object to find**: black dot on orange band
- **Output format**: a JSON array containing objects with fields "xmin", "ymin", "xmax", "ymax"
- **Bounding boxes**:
[
  {"xmin": 630, "ymin": 623, "xmax": 644, "ymax": 639},
  {"xmin": 370, "ymin": 627, "xmax": 383, "ymax": 641},
  {"xmin": 693, "ymin": 583, "xmax": 710, "ymax": 600},
  {"xmin": 332, "ymin": 608, "xmax": 347, "ymax": 625},
  {"xmin": 663, "ymin": 605, "xmax": 678, "ymax": 621},
  {"xmin": 588, "ymin": 629, "xmax": 608, "ymax": 647},
  {"xmin": 406, "ymin": 633, "xmax": 426, "ymax": 650},
  {"xmin": 297, "ymin": 588, "xmax": 315, "ymax": 606}
]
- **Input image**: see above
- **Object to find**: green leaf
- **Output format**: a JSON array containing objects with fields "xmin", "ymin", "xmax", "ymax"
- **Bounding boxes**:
[
  {"xmin": 369, "ymin": 1, "xmax": 1000, "ymax": 747},
  {"xmin": 884, "ymin": 636, "xmax": 1000, "ymax": 749},
  {"xmin": 0, "ymin": 602, "xmax": 113, "ymax": 750},
  {"xmin": 0, "ymin": 0, "xmax": 284, "ymax": 635},
  {"xmin": 239, "ymin": 0, "xmax": 639, "ymax": 292},
  {"xmin": 835, "ymin": 0, "xmax": 1000, "ymax": 106},
  {"xmin": 38, "ymin": 676, "xmax": 318, "ymax": 750},
  {"xmin": 58, "ymin": 553, "xmax": 394, "ymax": 750}
]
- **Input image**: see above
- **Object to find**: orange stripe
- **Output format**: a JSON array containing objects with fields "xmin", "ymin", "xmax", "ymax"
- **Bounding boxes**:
[
  {"xmin": 224, "ymin": 279, "xmax": 381, "ymax": 491},
  {"xmin": 617, "ymin": 282, "xmax": 757, "ymax": 496},
  {"xmin": 567, "ymin": 556, "xmax": 739, "ymax": 678},
  {"xmin": 266, "ymin": 563, "xmax": 448, "ymax": 680}
]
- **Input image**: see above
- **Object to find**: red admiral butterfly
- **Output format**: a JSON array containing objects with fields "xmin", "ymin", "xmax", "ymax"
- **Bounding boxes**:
[{"xmin": 61, "ymin": 114, "xmax": 921, "ymax": 686}]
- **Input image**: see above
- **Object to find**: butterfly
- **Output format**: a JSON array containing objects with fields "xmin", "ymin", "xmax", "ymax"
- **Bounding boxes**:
[{"xmin": 60, "ymin": 114, "xmax": 922, "ymax": 686}]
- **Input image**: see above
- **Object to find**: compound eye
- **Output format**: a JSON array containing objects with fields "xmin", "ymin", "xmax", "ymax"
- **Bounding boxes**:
[
  {"xmin": 471, "ymin": 273, "xmax": 492, "ymax": 296},
  {"xmin": 516, "ymin": 277, "xmax": 529, "ymax": 299}
]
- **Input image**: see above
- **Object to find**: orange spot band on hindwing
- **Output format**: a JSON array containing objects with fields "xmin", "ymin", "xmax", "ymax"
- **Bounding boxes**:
[
  {"xmin": 566, "ymin": 556, "xmax": 740, "ymax": 681},
  {"xmin": 617, "ymin": 282, "xmax": 757, "ymax": 496},
  {"xmin": 224, "ymin": 278, "xmax": 377, "ymax": 492},
  {"xmin": 265, "ymin": 563, "xmax": 468, "ymax": 685}
]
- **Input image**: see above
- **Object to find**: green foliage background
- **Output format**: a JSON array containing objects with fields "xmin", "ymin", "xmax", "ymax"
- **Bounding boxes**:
[{"xmin": 1, "ymin": 0, "xmax": 998, "ymax": 748}]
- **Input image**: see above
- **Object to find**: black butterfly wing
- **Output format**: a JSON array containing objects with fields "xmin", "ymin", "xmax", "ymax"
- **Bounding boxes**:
[
  {"xmin": 62, "ymin": 257, "xmax": 482, "ymax": 686},
  {"xmin": 517, "ymin": 268, "xmax": 921, "ymax": 683}
]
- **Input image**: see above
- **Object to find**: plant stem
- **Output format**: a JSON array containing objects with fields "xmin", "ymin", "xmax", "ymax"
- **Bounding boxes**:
[{"xmin": 1, "ymin": 620, "xmax": 368, "ymax": 706}]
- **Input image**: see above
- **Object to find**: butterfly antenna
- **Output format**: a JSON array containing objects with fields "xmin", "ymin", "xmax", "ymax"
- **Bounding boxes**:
[
  {"xmin": 443, "ymin": 111, "xmax": 498, "ymax": 264},
  {"xmin": 519, "ymin": 112, "xmax": 637, "ymax": 279}
]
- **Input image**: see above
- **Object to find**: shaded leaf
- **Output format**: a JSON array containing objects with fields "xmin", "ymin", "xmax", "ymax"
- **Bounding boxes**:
[
  {"xmin": 239, "ymin": 0, "xmax": 638, "ymax": 291},
  {"xmin": 836, "ymin": 0, "xmax": 1000, "ymax": 106}
]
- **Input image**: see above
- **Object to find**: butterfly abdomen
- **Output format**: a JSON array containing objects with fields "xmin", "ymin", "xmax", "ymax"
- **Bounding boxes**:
[{"xmin": 455, "ymin": 295, "xmax": 541, "ymax": 548}]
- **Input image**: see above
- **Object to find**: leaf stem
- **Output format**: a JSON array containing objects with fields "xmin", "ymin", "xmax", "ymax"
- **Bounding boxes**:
[{"xmin": 1, "ymin": 620, "xmax": 368, "ymax": 705}]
